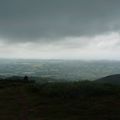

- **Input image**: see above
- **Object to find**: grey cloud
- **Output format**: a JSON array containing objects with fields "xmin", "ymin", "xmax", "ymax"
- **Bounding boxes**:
[{"xmin": 0, "ymin": 0, "xmax": 120, "ymax": 43}]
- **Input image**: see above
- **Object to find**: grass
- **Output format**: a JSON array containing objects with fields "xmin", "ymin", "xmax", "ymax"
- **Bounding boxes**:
[{"xmin": 0, "ymin": 80, "xmax": 120, "ymax": 119}]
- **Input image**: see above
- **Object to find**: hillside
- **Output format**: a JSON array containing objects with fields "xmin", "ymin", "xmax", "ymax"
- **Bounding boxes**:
[
  {"xmin": 0, "ymin": 80, "xmax": 120, "ymax": 119},
  {"xmin": 96, "ymin": 74, "xmax": 120, "ymax": 85}
]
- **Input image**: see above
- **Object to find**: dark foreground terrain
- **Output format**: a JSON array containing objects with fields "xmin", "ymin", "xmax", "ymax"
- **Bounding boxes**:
[{"xmin": 0, "ymin": 79, "xmax": 120, "ymax": 120}]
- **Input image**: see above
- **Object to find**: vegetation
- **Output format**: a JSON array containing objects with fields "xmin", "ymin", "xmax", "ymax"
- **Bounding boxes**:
[
  {"xmin": 0, "ymin": 79, "xmax": 120, "ymax": 120},
  {"xmin": 96, "ymin": 74, "xmax": 120, "ymax": 85}
]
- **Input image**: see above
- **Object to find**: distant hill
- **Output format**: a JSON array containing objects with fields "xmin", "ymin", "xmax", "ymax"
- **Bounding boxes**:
[{"xmin": 96, "ymin": 74, "xmax": 120, "ymax": 85}]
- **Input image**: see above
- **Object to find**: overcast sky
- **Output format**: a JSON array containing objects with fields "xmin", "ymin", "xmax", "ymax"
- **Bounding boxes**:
[{"xmin": 0, "ymin": 0, "xmax": 120, "ymax": 60}]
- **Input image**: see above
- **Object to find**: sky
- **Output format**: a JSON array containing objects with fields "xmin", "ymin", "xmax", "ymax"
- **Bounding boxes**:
[{"xmin": 0, "ymin": 0, "xmax": 120, "ymax": 60}]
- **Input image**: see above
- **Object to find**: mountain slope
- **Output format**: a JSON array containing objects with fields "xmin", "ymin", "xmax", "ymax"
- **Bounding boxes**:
[{"xmin": 96, "ymin": 74, "xmax": 120, "ymax": 85}]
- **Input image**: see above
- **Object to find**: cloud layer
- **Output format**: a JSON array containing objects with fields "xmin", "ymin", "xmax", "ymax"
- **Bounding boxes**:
[
  {"xmin": 0, "ymin": 0, "xmax": 120, "ymax": 59},
  {"xmin": 0, "ymin": 0, "xmax": 120, "ymax": 43}
]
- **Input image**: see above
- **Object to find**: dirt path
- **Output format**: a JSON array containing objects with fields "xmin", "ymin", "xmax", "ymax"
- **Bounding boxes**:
[{"xmin": 16, "ymin": 86, "xmax": 30, "ymax": 120}]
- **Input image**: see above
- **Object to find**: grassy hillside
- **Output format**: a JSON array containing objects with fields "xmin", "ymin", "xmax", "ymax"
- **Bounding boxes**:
[
  {"xmin": 96, "ymin": 74, "xmax": 120, "ymax": 85},
  {"xmin": 0, "ymin": 80, "xmax": 120, "ymax": 120}
]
